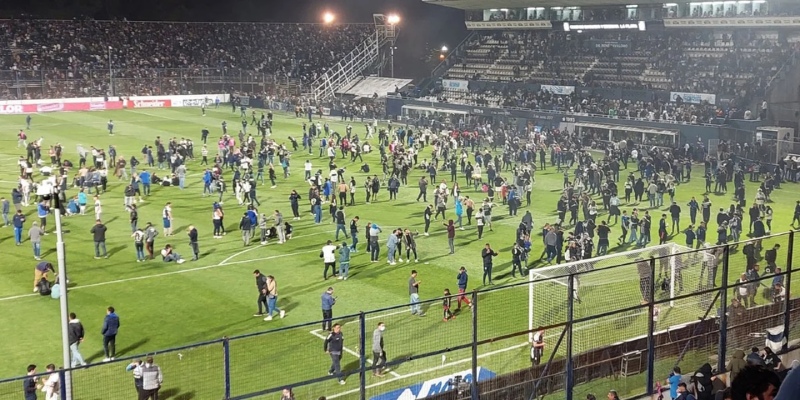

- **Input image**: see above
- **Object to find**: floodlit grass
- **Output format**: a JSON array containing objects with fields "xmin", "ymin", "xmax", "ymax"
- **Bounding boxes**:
[{"xmin": 0, "ymin": 106, "xmax": 797, "ymax": 399}]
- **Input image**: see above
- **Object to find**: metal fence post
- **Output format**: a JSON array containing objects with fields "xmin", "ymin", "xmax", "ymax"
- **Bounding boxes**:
[
  {"xmin": 646, "ymin": 257, "xmax": 656, "ymax": 396},
  {"xmin": 565, "ymin": 275, "xmax": 575, "ymax": 400},
  {"xmin": 470, "ymin": 291, "xmax": 479, "ymax": 400},
  {"xmin": 59, "ymin": 369, "xmax": 67, "ymax": 400},
  {"xmin": 359, "ymin": 312, "xmax": 367, "ymax": 400},
  {"xmin": 783, "ymin": 231, "xmax": 794, "ymax": 351},
  {"xmin": 223, "ymin": 337, "xmax": 231, "ymax": 399},
  {"xmin": 717, "ymin": 245, "xmax": 731, "ymax": 373}
]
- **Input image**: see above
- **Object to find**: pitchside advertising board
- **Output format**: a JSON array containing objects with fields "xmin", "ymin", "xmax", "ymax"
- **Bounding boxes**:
[
  {"xmin": 0, "ymin": 94, "xmax": 228, "ymax": 114},
  {"xmin": 371, "ymin": 368, "xmax": 495, "ymax": 400}
]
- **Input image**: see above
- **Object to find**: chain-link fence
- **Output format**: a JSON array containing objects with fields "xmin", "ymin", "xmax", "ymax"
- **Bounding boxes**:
[
  {"xmin": 0, "ymin": 68, "xmax": 305, "ymax": 100},
  {"xmin": 1, "ymin": 232, "xmax": 799, "ymax": 400}
]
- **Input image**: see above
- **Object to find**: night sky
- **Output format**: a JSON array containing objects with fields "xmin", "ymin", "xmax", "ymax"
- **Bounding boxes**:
[{"xmin": 2, "ymin": 0, "xmax": 467, "ymax": 78}]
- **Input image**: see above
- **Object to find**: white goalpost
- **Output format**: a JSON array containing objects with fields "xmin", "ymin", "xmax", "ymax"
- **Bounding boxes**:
[{"xmin": 527, "ymin": 242, "xmax": 716, "ymax": 344}]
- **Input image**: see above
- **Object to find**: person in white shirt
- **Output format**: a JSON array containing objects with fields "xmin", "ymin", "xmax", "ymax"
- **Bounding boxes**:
[
  {"xmin": 321, "ymin": 240, "xmax": 339, "ymax": 280},
  {"xmin": 42, "ymin": 363, "xmax": 59, "ymax": 400},
  {"xmin": 304, "ymin": 160, "xmax": 313, "ymax": 181},
  {"xmin": 162, "ymin": 203, "xmax": 173, "ymax": 236},
  {"xmin": 94, "ymin": 195, "xmax": 103, "ymax": 220}
]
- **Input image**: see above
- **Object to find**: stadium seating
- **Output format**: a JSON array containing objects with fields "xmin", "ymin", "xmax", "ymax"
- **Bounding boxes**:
[
  {"xmin": 0, "ymin": 19, "xmax": 374, "ymax": 99},
  {"xmin": 445, "ymin": 30, "xmax": 800, "ymax": 94}
]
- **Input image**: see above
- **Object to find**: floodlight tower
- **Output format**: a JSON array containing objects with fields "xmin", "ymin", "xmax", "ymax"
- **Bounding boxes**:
[{"xmin": 373, "ymin": 14, "xmax": 400, "ymax": 78}]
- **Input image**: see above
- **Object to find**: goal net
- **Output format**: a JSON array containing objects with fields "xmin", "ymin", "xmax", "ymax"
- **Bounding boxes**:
[{"xmin": 528, "ymin": 242, "xmax": 718, "ymax": 351}]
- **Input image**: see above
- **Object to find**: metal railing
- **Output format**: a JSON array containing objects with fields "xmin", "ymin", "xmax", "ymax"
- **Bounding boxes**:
[{"xmin": 1, "ymin": 231, "xmax": 798, "ymax": 400}]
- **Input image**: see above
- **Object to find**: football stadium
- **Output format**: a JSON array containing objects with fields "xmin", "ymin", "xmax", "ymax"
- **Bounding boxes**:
[{"xmin": 1, "ymin": 0, "xmax": 800, "ymax": 400}]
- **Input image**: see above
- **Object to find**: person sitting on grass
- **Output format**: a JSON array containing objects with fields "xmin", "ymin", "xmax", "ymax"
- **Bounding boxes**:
[{"xmin": 161, "ymin": 244, "xmax": 185, "ymax": 264}]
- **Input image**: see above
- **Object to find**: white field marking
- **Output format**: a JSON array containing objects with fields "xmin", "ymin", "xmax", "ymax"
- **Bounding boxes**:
[
  {"xmin": 308, "ymin": 329, "xmax": 402, "ymax": 378},
  {"xmin": 324, "ymin": 342, "xmax": 530, "ymax": 399},
  {"xmin": 0, "ymin": 231, "xmax": 334, "ymax": 302}
]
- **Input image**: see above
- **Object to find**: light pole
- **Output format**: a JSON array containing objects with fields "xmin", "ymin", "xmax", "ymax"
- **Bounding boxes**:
[
  {"xmin": 108, "ymin": 46, "xmax": 113, "ymax": 97},
  {"xmin": 387, "ymin": 14, "xmax": 400, "ymax": 78},
  {"xmin": 390, "ymin": 45, "xmax": 395, "ymax": 78},
  {"xmin": 43, "ymin": 179, "xmax": 72, "ymax": 399}
]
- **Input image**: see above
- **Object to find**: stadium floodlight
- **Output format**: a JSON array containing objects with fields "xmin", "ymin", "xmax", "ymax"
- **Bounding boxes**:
[
  {"xmin": 323, "ymin": 12, "xmax": 335, "ymax": 24},
  {"xmin": 387, "ymin": 14, "xmax": 400, "ymax": 25}
]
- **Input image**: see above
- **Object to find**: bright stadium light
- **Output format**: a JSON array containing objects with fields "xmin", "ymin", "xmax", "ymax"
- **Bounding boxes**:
[
  {"xmin": 323, "ymin": 12, "xmax": 335, "ymax": 24},
  {"xmin": 387, "ymin": 14, "xmax": 400, "ymax": 25}
]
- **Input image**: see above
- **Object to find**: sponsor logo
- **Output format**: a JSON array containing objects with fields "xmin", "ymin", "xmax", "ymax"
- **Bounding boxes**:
[
  {"xmin": 372, "ymin": 368, "xmax": 495, "ymax": 400},
  {"xmin": 90, "ymin": 102, "xmax": 107, "ymax": 111},
  {"xmin": 182, "ymin": 98, "xmax": 210, "ymax": 107},
  {"xmin": 37, "ymin": 103, "xmax": 64, "ymax": 112},
  {"xmin": 0, "ymin": 104, "xmax": 24, "ymax": 114},
  {"xmin": 133, "ymin": 100, "xmax": 167, "ymax": 108}
]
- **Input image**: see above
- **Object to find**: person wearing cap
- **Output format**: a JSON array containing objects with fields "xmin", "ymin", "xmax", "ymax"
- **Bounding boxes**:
[
  {"xmin": 29, "ymin": 221, "xmax": 44, "ymax": 260},
  {"xmin": 33, "ymin": 261, "xmax": 55, "ymax": 292},
  {"xmin": 338, "ymin": 242, "xmax": 351, "ymax": 280},
  {"xmin": 369, "ymin": 223, "xmax": 382, "ymax": 262}
]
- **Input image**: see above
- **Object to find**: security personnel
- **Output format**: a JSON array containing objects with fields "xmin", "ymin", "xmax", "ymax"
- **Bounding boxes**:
[{"xmin": 324, "ymin": 324, "xmax": 346, "ymax": 385}]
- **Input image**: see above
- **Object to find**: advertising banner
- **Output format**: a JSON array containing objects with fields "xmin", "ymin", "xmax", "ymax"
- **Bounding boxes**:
[
  {"xmin": 541, "ymin": 85, "xmax": 575, "ymax": 95},
  {"xmin": 0, "ymin": 101, "xmax": 123, "ymax": 114},
  {"xmin": 586, "ymin": 39, "xmax": 632, "ymax": 49},
  {"xmin": 371, "ymin": 368, "xmax": 495, "ymax": 400},
  {"xmin": 442, "ymin": 79, "xmax": 470, "ymax": 92},
  {"xmin": 670, "ymin": 91, "xmax": 717, "ymax": 105},
  {"xmin": 129, "ymin": 99, "xmax": 173, "ymax": 109},
  {"xmin": 181, "ymin": 97, "xmax": 216, "ymax": 107}
]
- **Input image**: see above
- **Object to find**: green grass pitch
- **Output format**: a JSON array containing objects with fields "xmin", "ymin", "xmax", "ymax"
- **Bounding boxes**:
[{"xmin": 0, "ymin": 106, "xmax": 797, "ymax": 399}]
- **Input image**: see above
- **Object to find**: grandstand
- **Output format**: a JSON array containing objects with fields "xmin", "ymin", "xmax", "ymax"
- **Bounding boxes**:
[{"xmin": 0, "ymin": 19, "xmax": 376, "ymax": 99}]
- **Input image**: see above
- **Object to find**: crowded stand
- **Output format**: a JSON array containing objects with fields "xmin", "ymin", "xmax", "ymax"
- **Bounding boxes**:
[
  {"xmin": 433, "ymin": 29, "xmax": 800, "ymax": 124},
  {"xmin": 0, "ymin": 19, "xmax": 374, "ymax": 99},
  {"xmin": 445, "ymin": 30, "xmax": 799, "ymax": 94}
]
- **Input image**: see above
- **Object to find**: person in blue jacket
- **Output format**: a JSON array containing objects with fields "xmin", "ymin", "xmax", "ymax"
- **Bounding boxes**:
[
  {"xmin": 12, "ymin": 209, "xmax": 26, "ymax": 245},
  {"xmin": 101, "ymin": 306, "xmax": 120, "ymax": 361}
]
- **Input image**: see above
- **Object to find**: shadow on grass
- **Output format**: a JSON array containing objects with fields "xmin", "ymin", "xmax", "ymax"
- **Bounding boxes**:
[
  {"xmin": 108, "ymin": 245, "xmax": 127, "ymax": 257},
  {"xmin": 88, "ymin": 338, "xmax": 149, "ymax": 362},
  {"xmin": 161, "ymin": 388, "xmax": 195, "ymax": 400}
]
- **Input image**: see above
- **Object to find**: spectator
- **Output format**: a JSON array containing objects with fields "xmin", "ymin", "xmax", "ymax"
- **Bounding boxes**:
[{"xmin": 731, "ymin": 366, "xmax": 780, "ymax": 400}]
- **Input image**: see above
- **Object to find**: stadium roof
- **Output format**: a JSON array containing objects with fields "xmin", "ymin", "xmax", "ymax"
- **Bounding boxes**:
[{"xmin": 423, "ymin": 0, "xmax": 665, "ymax": 9}]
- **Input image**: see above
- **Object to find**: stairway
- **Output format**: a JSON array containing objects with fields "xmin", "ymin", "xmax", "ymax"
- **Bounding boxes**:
[{"xmin": 308, "ymin": 30, "xmax": 389, "ymax": 101}]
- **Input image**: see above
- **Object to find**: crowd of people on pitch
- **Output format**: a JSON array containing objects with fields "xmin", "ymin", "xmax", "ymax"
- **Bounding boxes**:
[
  {"xmin": 385, "ymin": 113, "xmax": 795, "ymax": 309},
  {"xmin": 0, "ymin": 19, "xmax": 374, "ymax": 99}
]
